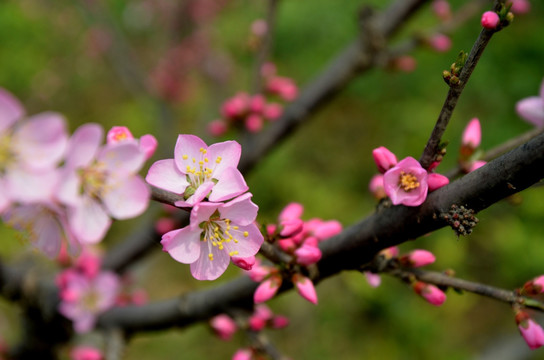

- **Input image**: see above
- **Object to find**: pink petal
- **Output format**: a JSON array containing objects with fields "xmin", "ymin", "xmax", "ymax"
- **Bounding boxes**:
[
  {"xmin": 102, "ymin": 175, "xmax": 150, "ymax": 219},
  {"xmin": 208, "ymin": 167, "xmax": 248, "ymax": 202},
  {"xmin": 190, "ymin": 244, "xmax": 230, "ymax": 280},
  {"xmin": 55, "ymin": 170, "xmax": 81, "ymax": 207},
  {"xmin": 0, "ymin": 87, "xmax": 24, "ymax": 133},
  {"xmin": 174, "ymin": 134, "xmax": 207, "ymax": 174},
  {"xmin": 189, "ymin": 201, "xmax": 221, "ymax": 228},
  {"xmin": 461, "ymin": 118, "xmax": 481, "ymax": 148},
  {"xmin": 68, "ymin": 197, "xmax": 111, "ymax": 244},
  {"xmin": 427, "ymin": 173, "xmax": 449, "ymax": 191},
  {"xmin": 516, "ymin": 97, "xmax": 544, "ymax": 127},
  {"xmin": 254, "ymin": 276, "xmax": 281, "ymax": 303},
  {"xmin": 218, "ymin": 193, "xmax": 258, "ymax": 225},
  {"xmin": 66, "ymin": 124, "xmax": 104, "ymax": 168},
  {"xmin": 174, "ymin": 181, "xmax": 215, "ymax": 207},
  {"xmin": 161, "ymin": 226, "xmax": 202, "ymax": 264},
  {"xmin": 94, "ymin": 272, "xmax": 121, "ymax": 310},
  {"xmin": 98, "ymin": 142, "xmax": 145, "ymax": 174},
  {"xmin": 139, "ymin": 134, "xmax": 157, "ymax": 159},
  {"xmin": 146, "ymin": 159, "xmax": 189, "ymax": 194},
  {"xmin": 278, "ymin": 202, "xmax": 304, "ymax": 221},
  {"xmin": 206, "ymin": 140, "xmax": 242, "ymax": 176},
  {"xmin": 5, "ymin": 166, "xmax": 59, "ymax": 203},
  {"xmin": 223, "ymin": 223, "xmax": 264, "ymax": 258},
  {"xmin": 294, "ymin": 275, "xmax": 318, "ymax": 304},
  {"xmin": 0, "ymin": 182, "xmax": 10, "ymax": 213}
]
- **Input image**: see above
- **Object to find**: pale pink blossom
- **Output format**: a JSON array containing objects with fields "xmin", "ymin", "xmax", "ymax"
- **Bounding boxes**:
[
  {"xmin": 254, "ymin": 274, "xmax": 282, "ymax": 303},
  {"xmin": 481, "ymin": 11, "xmax": 500, "ymax": 29},
  {"xmin": 364, "ymin": 272, "xmax": 381, "ymax": 288},
  {"xmin": 510, "ymin": 0, "xmax": 530, "ymax": 14},
  {"xmin": 369, "ymin": 174, "xmax": 386, "ymax": 200},
  {"xmin": 400, "ymin": 250, "xmax": 436, "ymax": 268},
  {"xmin": 70, "ymin": 346, "xmax": 103, "ymax": 360},
  {"xmin": 516, "ymin": 312, "xmax": 544, "ymax": 350},
  {"xmin": 462, "ymin": 118, "xmax": 482, "ymax": 149},
  {"xmin": 427, "ymin": 173, "xmax": 449, "ymax": 192},
  {"xmin": 231, "ymin": 255, "xmax": 256, "ymax": 271},
  {"xmin": 294, "ymin": 244, "xmax": 322, "ymax": 266},
  {"xmin": 208, "ymin": 120, "xmax": 228, "ymax": 137},
  {"xmin": 413, "ymin": 281, "xmax": 446, "ymax": 306},
  {"xmin": 310, "ymin": 220, "xmax": 342, "ymax": 241},
  {"xmin": 372, "ymin": 146, "xmax": 398, "ymax": 173},
  {"xmin": 146, "ymin": 134, "xmax": 248, "ymax": 207},
  {"xmin": 293, "ymin": 274, "xmax": 318, "ymax": 305},
  {"xmin": 56, "ymin": 124, "xmax": 150, "ymax": 244},
  {"xmin": 106, "ymin": 126, "xmax": 157, "ymax": 160},
  {"xmin": 161, "ymin": 193, "xmax": 263, "ymax": 280},
  {"xmin": 383, "ymin": 157, "xmax": 428, "ymax": 206},
  {"xmin": 429, "ymin": 33, "xmax": 452, "ymax": 53},
  {"xmin": 210, "ymin": 314, "xmax": 238, "ymax": 341},
  {"xmin": 431, "ymin": 0, "xmax": 451, "ymax": 21},
  {"xmin": 516, "ymin": 79, "xmax": 544, "ymax": 127}
]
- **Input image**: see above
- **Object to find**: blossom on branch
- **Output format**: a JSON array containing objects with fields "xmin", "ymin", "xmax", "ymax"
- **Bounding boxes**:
[
  {"xmin": 383, "ymin": 157, "xmax": 429, "ymax": 206},
  {"xmin": 516, "ymin": 310, "xmax": 544, "ymax": 350},
  {"xmin": 516, "ymin": 78, "xmax": 544, "ymax": 127}
]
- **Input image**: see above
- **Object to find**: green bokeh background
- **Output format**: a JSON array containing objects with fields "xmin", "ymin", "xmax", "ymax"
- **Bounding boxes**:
[{"xmin": 1, "ymin": 0, "xmax": 544, "ymax": 359}]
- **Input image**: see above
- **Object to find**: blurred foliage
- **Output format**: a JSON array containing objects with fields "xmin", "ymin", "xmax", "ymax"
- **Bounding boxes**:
[{"xmin": 1, "ymin": 0, "xmax": 544, "ymax": 359}]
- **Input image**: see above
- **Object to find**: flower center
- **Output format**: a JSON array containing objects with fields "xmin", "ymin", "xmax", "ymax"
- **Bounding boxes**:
[
  {"xmin": 0, "ymin": 133, "xmax": 16, "ymax": 174},
  {"xmin": 80, "ymin": 162, "xmax": 108, "ymax": 199},
  {"xmin": 399, "ymin": 171, "xmax": 420, "ymax": 192},
  {"xmin": 201, "ymin": 217, "xmax": 249, "ymax": 261},
  {"xmin": 182, "ymin": 148, "xmax": 222, "ymax": 190},
  {"xmin": 82, "ymin": 289, "xmax": 100, "ymax": 311}
]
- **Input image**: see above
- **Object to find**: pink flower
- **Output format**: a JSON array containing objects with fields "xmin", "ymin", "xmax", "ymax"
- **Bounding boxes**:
[
  {"xmin": 249, "ymin": 95, "xmax": 266, "ymax": 113},
  {"xmin": 221, "ymin": 93, "xmax": 250, "ymax": 119},
  {"xmin": 431, "ymin": 0, "xmax": 451, "ymax": 21},
  {"xmin": 462, "ymin": 118, "xmax": 482, "ymax": 149},
  {"xmin": 427, "ymin": 173, "xmax": 449, "ymax": 191},
  {"xmin": 161, "ymin": 193, "xmax": 263, "ymax": 280},
  {"xmin": 413, "ymin": 281, "xmax": 446, "ymax": 306},
  {"xmin": 267, "ymin": 76, "xmax": 298, "ymax": 101},
  {"xmin": 383, "ymin": 157, "xmax": 428, "ymax": 206},
  {"xmin": 369, "ymin": 174, "xmax": 386, "ymax": 200},
  {"xmin": 254, "ymin": 274, "xmax": 282, "ymax": 303},
  {"xmin": 481, "ymin": 11, "xmax": 500, "ymax": 29},
  {"xmin": 262, "ymin": 103, "xmax": 282, "ymax": 120},
  {"xmin": 232, "ymin": 348, "xmax": 253, "ymax": 360},
  {"xmin": 294, "ymin": 244, "xmax": 322, "ymax": 266},
  {"xmin": 106, "ymin": 126, "xmax": 134, "ymax": 144},
  {"xmin": 279, "ymin": 218, "xmax": 304, "ymax": 237},
  {"xmin": 58, "ymin": 270, "xmax": 120, "ymax": 333},
  {"xmin": 311, "ymin": 220, "xmax": 342, "ymax": 241},
  {"xmin": 231, "ymin": 255, "xmax": 256, "ymax": 271},
  {"xmin": 210, "ymin": 314, "xmax": 238, "ymax": 341},
  {"xmin": 155, "ymin": 217, "xmax": 177, "ymax": 235},
  {"xmin": 245, "ymin": 114, "xmax": 263, "ymax": 133},
  {"xmin": 521, "ymin": 275, "xmax": 544, "ymax": 295},
  {"xmin": 56, "ymin": 124, "xmax": 150, "ymax": 244},
  {"xmin": 364, "ymin": 272, "xmax": 381, "ymax": 288},
  {"xmin": 372, "ymin": 146, "xmax": 398, "ymax": 173},
  {"xmin": 208, "ymin": 120, "xmax": 228, "ymax": 137},
  {"xmin": 399, "ymin": 250, "xmax": 436, "ymax": 268},
  {"xmin": 428, "ymin": 33, "xmax": 452, "ymax": 53},
  {"xmin": 279, "ymin": 203, "xmax": 304, "ymax": 221},
  {"xmin": 516, "ymin": 312, "xmax": 544, "ymax": 350},
  {"xmin": 106, "ymin": 126, "xmax": 157, "ymax": 160},
  {"xmin": 293, "ymin": 274, "xmax": 318, "ymax": 305},
  {"xmin": 146, "ymin": 134, "xmax": 248, "ymax": 207},
  {"xmin": 70, "ymin": 346, "xmax": 103, "ymax": 360},
  {"xmin": 516, "ymin": 79, "xmax": 544, "ymax": 127},
  {"xmin": 510, "ymin": 0, "xmax": 530, "ymax": 14}
]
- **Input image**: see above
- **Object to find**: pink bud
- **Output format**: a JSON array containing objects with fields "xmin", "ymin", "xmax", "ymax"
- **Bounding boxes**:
[
  {"xmin": 481, "ymin": 11, "xmax": 500, "ymax": 29},
  {"xmin": 155, "ymin": 217, "xmax": 177, "ymax": 235},
  {"xmin": 294, "ymin": 244, "xmax": 322, "ymax": 266},
  {"xmin": 247, "ymin": 263, "xmax": 271, "ymax": 283},
  {"xmin": 431, "ymin": 0, "xmax": 451, "ymax": 21},
  {"xmin": 521, "ymin": 275, "xmax": 544, "ymax": 295},
  {"xmin": 303, "ymin": 236, "xmax": 319, "ymax": 247},
  {"xmin": 231, "ymin": 256, "xmax": 256, "ymax": 271},
  {"xmin": 270, "ymin": 315, "xmax": 289, "ymax": 329},
  {"xmin": 293, "ymin": 275, "xmax": 318, "ymax": 305},
  {"xmin": 510, "ymin": 0, "xmax": 530, "ymax": 14},
  {"xmin": 372, "ymin": 146, "xmax": 398, "ymax": 173},
  {"xmin": 428, "ymin": 33, "xmax": 452, "ymax": 53},
  {"xmin": 245, "ymin": 114, "xmax": 263, "ymax": 133},
  {"xmin": 266, "ymin": 224, "xmax": 277, "ymax": 236},
  {"xmin": 254, "ymin": 304, "xmax": 273, "ymax": 321},
  {"xmin": 413, "ymin": 282, "xmax": 446, "ymax": 306},
  {"xmin": 267, "ymin": 77, "xmax": 298, "ymax": 101},
  {"xmin": 210, "ymin": 314, "xmax": 238, "ymax": 341},
  {"xmin": 400, "ymin": 250, "xmax": 436, "ymax": 268},
  {"xmin": 279, "ymin": 203, "xmax": 304, "ymax": 221},
  {"xmin": 232, "ymin": 348, "xmax": 253, "ymax": 360},
  {"xmin": 369, "ymin": 174, "xmax": 386, "ymax": 200},
  {"xmin": 462, "ymin": 118, "xmax": 482, "ymax": 149},
  {"xmin": 263, "ymin": 103, "xmax": 282, "ymax": 120},
  {"xmin": 279, "ymin": 218, "xmax": 304, "ymax": 237},
  {"xmin": 469, "ymin": 160, "xmax": 486, "ymax": 172},
  {"xmin": 107, "ymin": 126, "xmax": 134, "ymax": 144},
  {"xmin": 394, "ymin": 55, "xmax": 417, "ymax": 73},
  {"xmin": 427, "ymin": 173, "xmax": 449, "ymax": 192},
  {"xmin": 516, "ymin": 312, "xmax": 544, "ymax": 350},
  {"xmin": 364, "ymin": 272, "xmax": 381, "ymax": 288},
  {"xmin": 254, "ymin": 275, "xmax": 282, "ymax": 303},
  {"xmin": 70, "ymin": 346, "xmax": 103, "ymax": 360},
  {"xmin": 248, "ymin": 314, "xmax": 267, "ymax": 331},
  {"xmin": 208, "ymin": 120, "xmax": 228, "ymax": 137},
  {"xmin": 313, "ymin": 220, "xmax": 342, "ymax": 241},
  {"xmin": 139, "ymin": 134, "xmax": 157, "ymax": 159},
  {"xmin": 277, "ymin": 238, "xmax": 297, "ymax": 252},
  {"xmin": 221, "ymin": 93, "xmax": 250, "ymax": 119},
  {"xmin": 249, "ymin": 94, "xmax": 266, "ymax": 113}
]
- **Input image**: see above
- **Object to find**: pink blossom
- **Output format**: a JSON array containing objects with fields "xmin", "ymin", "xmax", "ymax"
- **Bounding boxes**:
[
  {"xmin": 263, "ymin": 103, "xmax": 282, "ymax": 120},
  {"xmin": 161, "ymin": 193, "xmax": 263, "ymax": 280},
  {"xmin": 245, "ymin": 114, "xmax": 263, "ymax": 133},
  {"xmin": 427, "ymin": 173, "xmax": 449, "ymax": 192},
  {"xmin": 481, "ymin": 11, "xmax": 500, "ymax": 29},
  {"xmin": 210, "ymin": 314, "xmax": 237, "ymax": 341},
  {"xmin": 369, "ymin": 174, "xmax": 386, "ymax": 200},
  {"xmin": 271, "ymin": 315, "xmax": 289, "ymax": 329},
  {"xmin": 294, "ymin": 244, "xmax": 322, "ymax": 266},
  {"xmin": 383, "ymin": 157, "xmax": 428, "ymax": 206},
  {"xmin": 521, "ymin": 275, "xmax": 544, "ymax": 295},
  {"xmin": 516, "ymin": 312, "xmax": 544, "ymax": 350},
  {"xmin": 70, "ymin": 346, "xmax": 103, "ymax": 360},
  {"xmin": 267, "ymin": 76, "xmax": 298, "ymax": 101},
  {"xmin": 462, "ymin": 118, "xmax": 482, "ymax": 149},
  {"xmin": 510, "ymin": 0, "xmax": 530, "ymax": 14},
  {"xmin": 106, "ymin": 126, "xmax": 157, "ymax": 160},
  {"xmin": 221, "ymin": 93, "xmax": 250, "ymax": 119},
  {"xmin": 293, "ymin": 274, "xmax": 318, "ymax": 305},
  {"xmin": 364, "ymin": 272, "xmax": 381, "ymax": 288},
  {"xmin": 311, "ymin": 220, "xmax": 342, "ymax": 241},
  {"xmin": 372, "ymin": 146, "xmax": 398, "ymax": 173},
  {"xmin": 279, "ymin": 203, "xmax": 304, "ymax": 221},
  {"xmin": 249, "ymin": 95, "xmax": 266, "ymax": 113},
  {"xmin": 381, "ymin": 246, "xmax": 399, "ymax": 259},
  {"xmin": 106, "ymin": 126, "xmax": 134, "ymax": 144},
  {"xmin": 400, "ymin": 250, "xmax": 436, "ymax": 268},
  {"xmin": 58, "ymin": 270, "xmax": 120, "ymax": 333},
  {"xmin": 232, "ymin": 348, "xmax": 253, "ymax": 360},
  {"xmin": 139, "ymin": 134, "xmax": 158, "ymax": 160},
  {"xmin": 247, "ymin": 259, "xmax": 271, "ymax": 282},
  {"xmin": 431, "ymin": 0, "xmax": 451, "ymax": 21},
  {"xmin": 254, "ymin": 274, "xmax": 282, "ymax": 303},
  {"xmin": 279, "ymin": 218, "xmax": 304, "ymax": 237},
  {"xmin": 516, "ymin": 79, "xmax": 544, "ymax": 127},
  {"xmin": 248, "ymin": 314, "xmax": 266, "ymax": 331},
  {"xmin": 208, "ymin": 120, "xmax": 228, "ymax": 137},
  {"xmin": 428, "ymin": 33, "xmax": 452, "ymax": 53},
  {"xmin": 413, "ymin": 281, "xmax": 446, "ymax": 306},
  {"xmin": 146, "ymin": 134, "xmax": 248, "ymax": 207},
  {"xmin": 278, "ymin": 238, "xmax": 296, "ymax": 252},
  {"xmin": 56, "ymin": 124, "xmax": 150, "ymax": 244},
  {"xmin": 231, "ymin": 255, "xmax": 256, "ymax": 271},
  {"xmin": 75, "ymin": 249, "xmax": 102, "ymax": 279},
  {"xmin": 469, "ymin": 160, "xmax": 486, "ymax": 172}
]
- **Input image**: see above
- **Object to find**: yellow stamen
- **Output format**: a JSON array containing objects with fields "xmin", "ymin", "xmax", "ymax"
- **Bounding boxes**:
[{"xmin": 399, "ymin": 171, "xmax": 420, "ymax": 192}]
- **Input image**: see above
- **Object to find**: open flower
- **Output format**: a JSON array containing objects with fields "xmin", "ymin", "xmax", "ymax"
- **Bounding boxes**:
[
  {"xmin": 146, "ymin": 134, "xmax": 248, "ymax": 207},
  {"xmin": 383, "ymin": 157, "xmax": 428, "ymax": 206},
  {"xmin": 161, "ymin": 193, "xmax": 264, "ymax": 280},
  {"xmin": 516, "ymin": 79, "xmax": 544, "ymax": 127}
]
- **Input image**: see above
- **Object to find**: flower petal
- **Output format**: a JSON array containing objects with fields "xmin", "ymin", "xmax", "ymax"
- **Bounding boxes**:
[
  {"xmin": 190, "ymin": 244, "xmax": 230, "ymax": 280},
  {"xmin": 223, "ymin": 223, "xmax": 263, "ymax": 258},
  {"xmin": 146, "ymin": 159, "xmax": 189, "ymax": 194},
  {"xmin": 5, "ymin": 166, "xmax": 59, "ymax": 203},
  {"xmin": 174, "ymin": 134, "xmax": 207, "ymax": 174},
  {"xmin": 103, "ymin": 175, "xmax": 150, "ymax": 219},
  {"xmin": 218, "ymin": 193, "xmax": 258, "ymax": 225},
  {"xmin": 68, "ymin": 197, "xmax": 111, "ymax": 244},
  {"xmin": 161, "ymin": 227, "xmax": 202, "ymax": 264},
  {"xmin": 66, "ymin": 123, "xmax": 104, "ymax": 168},
  {"xmin": 0, "ymin": 87, "xmax": 24, "ymax": 133},
  {"xmin": 207, "ymin": 140, "xmax": 242, "ymax": 176},
  {"xmin": 208, "ymin": 167, "xmax": 248, "ymax": 202},
  {"xmin": 175, "ymin": 181, "xmax": 214, "ymax": 207},
  {"xmin": 98, "ymin": 142, "xmax": 145, "ymax": 174},
  {"xmin": 516, "ymin": 97, "xmax": 544, "ymax": 127}
]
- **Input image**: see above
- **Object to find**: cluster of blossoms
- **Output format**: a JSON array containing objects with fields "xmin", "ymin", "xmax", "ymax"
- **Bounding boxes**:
[
  {"xmin": 0, "ymin": 88, "xmax": 154, "ymax": 257},
  {"xmin": 146, "ymin": 135, "xmax": 264, "ymax": 280},
  {"xmin": 246, "ymin": 203, "xmax": 342, "ymax": 305},
  {"xmin": 516, "ymin": 77, "xmax": 544, "ymax": 127},
  {"xmin": 208, "ymin": 63, "xmax": 298, "ymax": 136},
  {"xmin": 369, "ymin": 147, "xmax": 449, "ymax": 206},
  {"xmin": 514, "ymin": 276, "xmax": 544, "ymax": 350},
  {"xmin": 364, "ymin": 246, "xmax": 446, "ymax": 306},
  {"xmin": 209, "ymin": 304, "xmax": 289, "ymax": 359}
]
